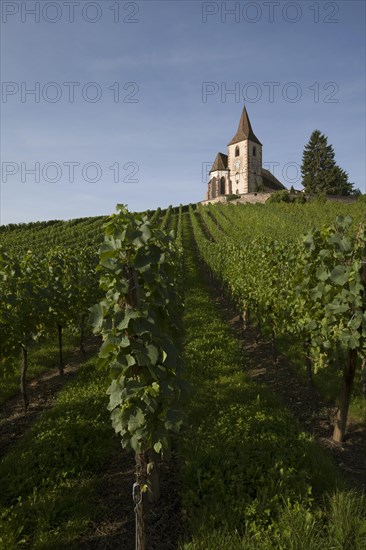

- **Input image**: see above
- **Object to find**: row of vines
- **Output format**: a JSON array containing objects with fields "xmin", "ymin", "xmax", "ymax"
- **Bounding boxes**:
[
  {"xmin": 0, "ymin": 246, "xmax": 100, "ymax": 409},
  {"xmin": 0, "ymin": 205, "xmax": 178, "ymax": 410},
  {"xmin": 89, "ymin": 204, "xmax": 184, "ymax": 548},
  {"xmin": 0, "ymin": 203, "xmax": 184, "ymax": 549},
  {"xmin": 190, "ymin": 202, "xmax": 366, "ymax": 443}
]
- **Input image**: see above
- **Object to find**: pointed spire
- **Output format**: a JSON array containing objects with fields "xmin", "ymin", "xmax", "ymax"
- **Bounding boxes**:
[{"xmin": 228, "ymin": 106, "xmax": 262, "ymax": 146}]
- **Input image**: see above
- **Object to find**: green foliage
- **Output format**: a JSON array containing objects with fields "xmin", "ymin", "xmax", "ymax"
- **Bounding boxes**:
[
  {"xmin": 0, "ymin": 359, "xmax": 115, "ymax": 548},
  {"xmin": 45, "ymin": 247, "xmax": 99, "ymax": 333},
  {"xmin": 294, "ymin": 215, "xmax": 366, "ymax": 369},
  {"xmin": 301, "ymin": 130, "xmax": 353, "ymax": 196},
  {"xmin": 90, "ymin": 205, "xmax": 185, "ymax": 456},
  {"xmin": 181, "ymin": 492, "xmax": 366, "ymax": 549},
  {"xmin": 181, "ymin": 210, "xmax": 366, "ymax": 547},
  {"xmin": 267, "ymin": 190, "xmax": 307, "ymax": 204},
  {"xmin": 0, "ymin": 216, "xmax": 107, "ymax": 256},
  {"xmin": 160, "ymin": 205, "xmax": 173, "ymax": 231},
  {"xmin": 0, "ymin": 245, "xmax": 100, "ymax": 398},
  {"xmin": 310, "ymin": 191, "xmax": 328, "ymax": 203},
  {"xmin": 254, "ymin": 178, "xmax": 264, "ymax": 193},
  {"xmin": 0, "ymin": 331, "xmax": 80, "ymax": 405},
  {"xmin": 294, "ymin": 193, "xmax": 307, "ymax": 204},
  {"xmin": 266, "ymin": 190, "xmax": 291, "ymax": 203},
  {"xmin": 190, "ymin": 202, "xmax": 366, "ymax": 439},
  {"xmin": 226, "ymin": 194, "xmax": 240, "ymax": 202},
  {"xmin": 327, "ymin": 491, "xmax": 366, "ymax": 548},
  {"xmin": 180, "ymin": 212, "xmax": 346, "ymax": 545},
  {"xmin": 0, "ymin": 248, "xmax": 46, "ymax": 355}
]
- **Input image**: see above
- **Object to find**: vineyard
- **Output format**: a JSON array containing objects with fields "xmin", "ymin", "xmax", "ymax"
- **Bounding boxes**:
[{"xmin": 1, "ymin": 200, "xmax": 366, "ymax": 548}]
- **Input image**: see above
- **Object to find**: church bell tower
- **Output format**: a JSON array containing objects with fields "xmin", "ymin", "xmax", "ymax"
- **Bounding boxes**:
[{"xmin": 227, "ymin": 106, "xmax": 263, "ymax": 194}]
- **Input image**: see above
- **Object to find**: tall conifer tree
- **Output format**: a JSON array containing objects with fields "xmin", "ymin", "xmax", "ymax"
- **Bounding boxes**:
[{"xmin": 301, "ymin": 130, "xmax": 353, "ymax": 195}]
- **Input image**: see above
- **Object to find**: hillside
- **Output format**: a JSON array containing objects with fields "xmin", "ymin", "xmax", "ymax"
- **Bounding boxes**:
[{"xmin": 1, "ymin": 200, "xmax": 366, "ymax": 548}]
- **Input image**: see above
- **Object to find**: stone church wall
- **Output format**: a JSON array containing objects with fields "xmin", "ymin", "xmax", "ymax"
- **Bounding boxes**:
[
  {"xmin": 228, "ymin": 141, "xmax": 249, "ymax": 194},
  {"xmin": 247, "ymin": 139, "xmax": 263, "ymax": 192},
  {"xmin": 201, "ymin": 192, "xmax": 272, "ymax": 206}
]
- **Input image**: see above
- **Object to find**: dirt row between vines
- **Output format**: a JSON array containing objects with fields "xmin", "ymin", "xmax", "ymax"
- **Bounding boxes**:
[
  {"xmin": 209, "ymin": 283, "xmax": 366, "ymax": 493},
  {"xmin": 76, "ymin": 446, "xmax": 181, "ymax": 550}
]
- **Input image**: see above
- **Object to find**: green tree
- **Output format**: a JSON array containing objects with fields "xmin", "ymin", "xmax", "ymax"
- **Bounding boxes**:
[{"xmin": 301, "ymin": 130, "xmax": 353, "ymax": 196}]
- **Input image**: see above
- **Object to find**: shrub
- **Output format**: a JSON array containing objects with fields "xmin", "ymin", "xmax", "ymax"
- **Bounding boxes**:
[
  {"xmin": 266, "ymin": 190, "xmax": 291, "ymax": 203},
  {"xmin": 309, "ymin": 192, "xmax": 328, "ymax": 204},
  {"xmin": 226, "ymin": 194, "xmax": 240, "ymax": 202}
]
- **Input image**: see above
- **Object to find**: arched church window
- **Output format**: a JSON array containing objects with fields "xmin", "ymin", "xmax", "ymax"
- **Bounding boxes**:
[
  {"xmin": 235, "ymin": 146, "xmax": 240, "ymax": 157},
  {"xmin": 253, "ymin": 146, "xmax": 256, "ymax": 157},
  {"xmin": 211, "ymin": 177, "xmax": 217, "ymax": 199},
  {"xmin": 220, "ymin": 176, "xmax": 225, "ymax": 195}
]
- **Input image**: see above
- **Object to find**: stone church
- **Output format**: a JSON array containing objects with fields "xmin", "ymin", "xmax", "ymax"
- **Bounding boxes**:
[{"xmin": 206, "ymin": 106, "xmax": 285, "ymax": 200}]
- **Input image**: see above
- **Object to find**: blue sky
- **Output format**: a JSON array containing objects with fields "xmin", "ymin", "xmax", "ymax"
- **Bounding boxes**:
[{"xmin": 1, "ymin": 0, "xmax": 365, "ymax": 224}]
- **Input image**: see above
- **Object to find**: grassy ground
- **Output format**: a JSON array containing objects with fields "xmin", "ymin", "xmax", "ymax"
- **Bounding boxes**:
[
  {"xmin": 1, "ymin": 212, "xmax": 365, "ymax": 549},
  {"xmin": 0, "ymin": 331, "xmax": 81, "ymax": 406},
  {"xmin": 274, "ymin": 331, "xmax": 366, "ymax": 425},
  {"xmin": 0, "ymin": 357, "xmax": 117, "ymax": 549},
  {"xmin": 179, "ymin": 213, "xmax": 366, "ymax": 549}
]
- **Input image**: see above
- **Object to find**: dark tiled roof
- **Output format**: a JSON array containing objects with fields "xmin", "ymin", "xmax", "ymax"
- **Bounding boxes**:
[
  {"xmin": 228, "ymin": 106, "xmax": 262, "ymax": 146},
  {"xmin": 210, "ymin": 152, "xmax": 228, "ymax": 173},
  {"xmin": 261, "ymin": 168, "xmax": 286, "ymax": 190}
]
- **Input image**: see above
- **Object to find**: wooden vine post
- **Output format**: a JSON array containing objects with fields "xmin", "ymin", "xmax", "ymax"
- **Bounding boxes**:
[
  {"xmin": 304, "ymin": 339, "xmax": 313, "ymax": 389},
  {"xmin": 20, "ymin": 344, "xmax": 29, "ymax": 412},
  {"xmin": 57, "ymin": 324, "xmax": 64, "ymax": 376},
  {"xmin": 134, "ymin": 451, "xmax": 148, "ymax": 550},
  {"xmin": 361, "ymin": 357, "xmax": 366, "ymax": 399}
]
